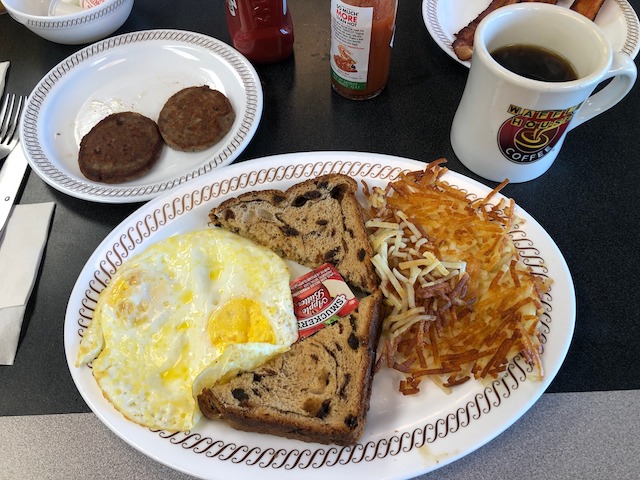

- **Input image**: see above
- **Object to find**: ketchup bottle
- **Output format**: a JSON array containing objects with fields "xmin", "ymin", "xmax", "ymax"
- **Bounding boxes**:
[{"xmin": 225, "ymin": 0, "xmax": 295, "ymax": 64}]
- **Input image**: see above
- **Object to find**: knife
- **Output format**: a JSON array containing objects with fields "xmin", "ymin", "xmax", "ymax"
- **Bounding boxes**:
[{"xmin": 0, "ymin": 144, "xmax": 29, "ymax": 235}]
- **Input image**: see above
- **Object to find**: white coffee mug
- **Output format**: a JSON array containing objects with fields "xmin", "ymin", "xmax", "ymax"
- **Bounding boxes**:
[{"xmin": 450, "ymin": 3, "xmax": 637, "ymax": 183}]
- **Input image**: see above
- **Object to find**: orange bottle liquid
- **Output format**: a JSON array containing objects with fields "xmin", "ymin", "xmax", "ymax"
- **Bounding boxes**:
[
  {"xmin": 330, "ymin": 0, "xmax": 398, "ymax": 100},
  {"xmin": 226, "ymin": 0, "xmax": 295, "ymax": 64}
]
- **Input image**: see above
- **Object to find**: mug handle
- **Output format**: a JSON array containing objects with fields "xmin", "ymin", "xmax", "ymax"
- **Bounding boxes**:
[{"xmin": 569, "ymin": 52, "xmax": 637, "ymax": 131}]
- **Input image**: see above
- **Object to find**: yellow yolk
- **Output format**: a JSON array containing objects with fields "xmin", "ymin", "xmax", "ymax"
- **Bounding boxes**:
[
  {"xmin": 208, "ymin": 298, "xmax": 276, "ymax": 350},
  {"xmin": 75, "ymin": 228, "xmax": 298, "ymax": 432}
]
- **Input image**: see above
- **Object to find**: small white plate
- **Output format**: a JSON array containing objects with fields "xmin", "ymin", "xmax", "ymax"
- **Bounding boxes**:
[
  {"xmin": 423, "ymin": 0, "xmax": 640, "ymax": 67},
  {"xmin": 21, "ymin": 29, "xmax": 263, "ymax": 203},
  {"xmin": 65, "ymin": 151, "xmax": 576, "ymax": 480}
]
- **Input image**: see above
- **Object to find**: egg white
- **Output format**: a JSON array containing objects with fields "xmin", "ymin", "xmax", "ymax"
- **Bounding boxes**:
[{"xmin": 76, "ymin": 228, "xmax": 297, "ymax": 431}]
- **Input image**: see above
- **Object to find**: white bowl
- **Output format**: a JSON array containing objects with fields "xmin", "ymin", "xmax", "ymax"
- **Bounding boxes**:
[{"xmin": 3, "ymin": 0, "xmax": 134, "ymax": 45}]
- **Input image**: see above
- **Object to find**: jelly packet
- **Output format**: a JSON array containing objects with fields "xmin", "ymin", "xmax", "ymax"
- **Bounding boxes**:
[
  {"xmin": 48, "ymin": 0, "xmax": 106, "ymax": 16},
  {"xmin": 290, "ymin": 263, "xmax": 359, "ymax": 341},
  {"xmin": 80, "ymin": 0, "xmax": 107, "ymax": 8}
]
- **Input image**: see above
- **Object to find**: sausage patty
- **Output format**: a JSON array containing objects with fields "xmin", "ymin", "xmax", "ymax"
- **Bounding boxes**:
[
  {"xmin": 158, "ymin": 86, "xmax": 236, "ymax": 152},
  {"xmin": 78, "ymin": 111, "xmax": 163, "ymax": 184}
]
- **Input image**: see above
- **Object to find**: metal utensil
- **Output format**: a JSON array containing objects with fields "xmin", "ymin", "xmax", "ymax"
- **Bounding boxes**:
[
  {"xmin": 0, "ymin": 94, "xmax": 24, "ymax": 161},
  {"xmin": 0, "ymin": 146, "xmax": 29, "ymax": 235},
  {"xmin": 0, "ymin": 95, "xmax": 28, "ymax": 234}
]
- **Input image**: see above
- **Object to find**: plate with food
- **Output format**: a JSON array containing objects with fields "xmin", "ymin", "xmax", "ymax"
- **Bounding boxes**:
[
  {"xmin": 423, "ymin": 0, "xmax": 640, "ymax": 67},
  {"xmin": 21, "ymin": 29, "xmax": 263, "ymax": 203},
  {"xmin": 65, "ymin": 151, "xmax": 576, "ymax": 479}
]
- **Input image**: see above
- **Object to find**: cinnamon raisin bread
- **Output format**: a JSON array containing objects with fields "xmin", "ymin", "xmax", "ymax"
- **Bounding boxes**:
[
  {"xmin": 208, "ymin": 174, "xmax": 378, "ymax": 294},
  {"xmin": 197, "ymin": 290, "xmax": 383, "ymax": 445}
]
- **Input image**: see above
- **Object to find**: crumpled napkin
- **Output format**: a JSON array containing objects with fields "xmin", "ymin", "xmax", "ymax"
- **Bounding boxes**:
[{"xmin": 0, "ymin": 202, "xmax": 55, "ymax": 364}]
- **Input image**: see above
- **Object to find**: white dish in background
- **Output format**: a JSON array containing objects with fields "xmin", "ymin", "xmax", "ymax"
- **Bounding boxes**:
[
  {"xmin": 423, "ymin": 0, "xmax": 640, "ymax": 67},
  {"xmin": 2, "ymin": 0, "xmax": 133, "ymax": 45},
  {"xmin": 65, "ymin": 151, "xmax": 576, "ymax": 480},
  {"xmin": 21, "ymin": 29, "xmax": 263, "ymax": 203}
]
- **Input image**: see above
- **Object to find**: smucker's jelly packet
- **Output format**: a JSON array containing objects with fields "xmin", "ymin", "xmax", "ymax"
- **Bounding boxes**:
[{"xmin": 290, "ymin": 263, "xmax": 359, "ymax": 341}]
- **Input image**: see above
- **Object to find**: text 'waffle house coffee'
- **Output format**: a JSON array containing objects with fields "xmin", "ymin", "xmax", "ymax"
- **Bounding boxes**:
[{"xmin": 450, "ymin": 3, "xmax": 636, "ymax": 183}]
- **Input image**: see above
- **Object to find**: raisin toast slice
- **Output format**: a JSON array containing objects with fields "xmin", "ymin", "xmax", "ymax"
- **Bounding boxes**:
[
  {"xmin": 197, "ymin": 290, "xmax": 383, "ymax": 445},
  {"xmin": 208, "ymin": 173, "xmax": 378, "ymax": 294}
]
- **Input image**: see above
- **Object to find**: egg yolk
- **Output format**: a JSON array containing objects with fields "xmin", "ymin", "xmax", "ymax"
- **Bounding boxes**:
[{"xmin": 208, "ymin": 298, "xmax": 276, "ymax": 350}]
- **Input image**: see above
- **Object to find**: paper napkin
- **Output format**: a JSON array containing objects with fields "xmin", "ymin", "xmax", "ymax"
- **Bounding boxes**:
[
  {"xmin": 0, "ymin": 62, "xmax": 8, "ymax": 94},
  {"xmin": 0, "ymin": 202, "xmax": 55, "ymax": 365}
]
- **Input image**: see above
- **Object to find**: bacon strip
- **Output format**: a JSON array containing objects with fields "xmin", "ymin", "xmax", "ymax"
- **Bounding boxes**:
[
  {"xmin": 452, "ymin": 0, "xmax": 520, "ymax": 61},
  {"xmin": 570, "ymin": 0, "xmax": 606, "ymax": 20}
]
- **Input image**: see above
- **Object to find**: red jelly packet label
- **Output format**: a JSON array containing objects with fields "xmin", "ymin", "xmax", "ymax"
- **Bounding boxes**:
[{"xmin": 290, "ymin": 263, "xmax": 359, "ymax": 341}]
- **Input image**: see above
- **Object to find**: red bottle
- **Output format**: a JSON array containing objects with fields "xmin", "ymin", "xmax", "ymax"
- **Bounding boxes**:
[{"xmin": 225, "ymin": 0, "xmax": 295, "ymax": 64}]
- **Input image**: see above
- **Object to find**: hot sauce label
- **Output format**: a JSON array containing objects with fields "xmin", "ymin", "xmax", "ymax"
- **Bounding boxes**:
[
  {"xmin": 330, "ymin": 0, "xmax": 373, "ymax": 90},
  {"xmin": 497, "ymin": 102, "xmax": 582, "ymax": 163},
  {"xmin": 290, "ymin": 263, "xmax": 359, "ymax": 341}
]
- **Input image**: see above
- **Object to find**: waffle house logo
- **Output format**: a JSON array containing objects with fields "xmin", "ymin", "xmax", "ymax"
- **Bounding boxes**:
[{"xmin": 498, "ymin": 103, "xmax": 581, "ymax": 164}]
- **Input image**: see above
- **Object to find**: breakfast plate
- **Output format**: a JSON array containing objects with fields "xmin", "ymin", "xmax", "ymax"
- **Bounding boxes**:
[
  {"xmin": 65, "ymin": 151, "xmax": 576, "ymax": 479},
  {"xmin": 20, "ymin": 29, "xmax": 263, "ymax": 203},
  {"xmin": 422, "ymin": 0, "xmax": 640, "ymax": 67}
]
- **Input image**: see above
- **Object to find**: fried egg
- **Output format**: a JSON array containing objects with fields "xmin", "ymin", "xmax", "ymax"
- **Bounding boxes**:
[{"xmin": 76, "ymin": 228, "xmax": 297, "ymax": 431}]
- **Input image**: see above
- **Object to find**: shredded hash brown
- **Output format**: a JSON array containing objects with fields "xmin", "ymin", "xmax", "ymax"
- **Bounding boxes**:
[{"xmin": 364, "ymin": 159, "xmax": 551, "ymax": 395}]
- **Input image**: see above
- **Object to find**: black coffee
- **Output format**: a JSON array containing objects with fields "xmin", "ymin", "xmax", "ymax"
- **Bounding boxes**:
[{"xmin": 490, "ymin": 44, "xmax": 578, "ymax": 82}]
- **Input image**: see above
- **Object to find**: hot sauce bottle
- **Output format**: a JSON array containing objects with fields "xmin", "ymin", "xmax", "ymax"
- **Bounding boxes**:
[
  {"xmin": 330, "ymin": 0, "xmax": 398, "ymax": 100},
  {"xmin": 225, "ymin": 0, "xmax": 295, "ymax": 64}
]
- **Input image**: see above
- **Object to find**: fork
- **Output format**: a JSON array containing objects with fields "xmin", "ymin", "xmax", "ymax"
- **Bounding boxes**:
[{"xmin": 0, "ymin": 94, "xmax": 26, "ymax": 161}]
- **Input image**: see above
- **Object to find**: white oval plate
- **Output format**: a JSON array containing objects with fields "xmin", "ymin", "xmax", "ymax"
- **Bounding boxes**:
[
  {"xmin": 423, "ymin": 0, "xmax": 640, "ymax": 67},
  {"xmin": 21, "ymin": 29, "xmax": 263, "ymax": 203},
  {"xmin": 65, "ymin": 151, "xmax": 576, "ymax": 479}
]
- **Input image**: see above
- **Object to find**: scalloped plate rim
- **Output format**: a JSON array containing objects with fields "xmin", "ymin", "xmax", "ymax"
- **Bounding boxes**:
[
  {"xmin": 64, "ymin": 151, "xmax": 576, "ymax": 479},
  {"xmin": 20, "ymin": 29, "xmax": 263, "ymax": 204}
]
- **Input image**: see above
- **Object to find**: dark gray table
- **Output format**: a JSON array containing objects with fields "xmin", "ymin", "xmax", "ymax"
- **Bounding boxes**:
[{"xmin": 1, "ymin": 0, "xmax": 639, "ymax": 478}]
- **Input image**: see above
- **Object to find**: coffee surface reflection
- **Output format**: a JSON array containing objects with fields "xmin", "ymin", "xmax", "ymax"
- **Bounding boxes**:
[{"xmin": 491, "ymin": 44, "xmax": 578, "ymax": 82}]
